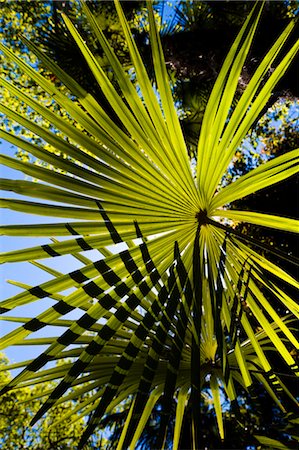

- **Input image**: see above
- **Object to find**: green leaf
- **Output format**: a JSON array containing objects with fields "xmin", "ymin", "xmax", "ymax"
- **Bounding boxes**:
[
  {"xmin": 1, "ymin": 1, "xmax": 299, "ymax": 448},
  {"xmin": 254, "ymin": 435, "xmax": 291, "ymax": 449}
]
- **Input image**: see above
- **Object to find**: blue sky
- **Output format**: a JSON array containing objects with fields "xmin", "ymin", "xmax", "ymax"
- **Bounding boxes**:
[{"xmin": 1, "ymin": 138, "xmax": 85, "ymax": 368}]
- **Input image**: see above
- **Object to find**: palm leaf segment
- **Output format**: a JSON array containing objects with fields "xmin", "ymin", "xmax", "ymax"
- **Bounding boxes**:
[{"xmin": 0, "ymin": 1, "xmax": 299, "ymax": 448}]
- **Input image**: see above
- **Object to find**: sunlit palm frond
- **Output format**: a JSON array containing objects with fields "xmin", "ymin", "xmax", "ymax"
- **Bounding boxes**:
[{"xmin": 1, "ymin": 1, "xmax": 299, "ymax": 448}]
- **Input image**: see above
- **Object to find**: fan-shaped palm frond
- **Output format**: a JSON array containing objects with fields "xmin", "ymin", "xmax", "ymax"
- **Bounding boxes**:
[{"xmin": 1, "ymin": 1, "xmax": 299, "ymax": 448}]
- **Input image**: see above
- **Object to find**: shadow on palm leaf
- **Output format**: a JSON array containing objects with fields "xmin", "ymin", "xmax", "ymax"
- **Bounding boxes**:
[{"xmin": 0, "ymin": 207, "xmax": 297, "ymax": 449}]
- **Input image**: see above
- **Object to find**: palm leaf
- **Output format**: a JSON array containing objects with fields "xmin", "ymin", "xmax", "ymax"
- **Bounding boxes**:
[{"xmin": 1, "ymin": 1, "xmax": 298, "ymax": 448}]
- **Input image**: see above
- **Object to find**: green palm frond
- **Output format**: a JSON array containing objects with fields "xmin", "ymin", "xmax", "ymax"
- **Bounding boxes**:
[{"xmin": 1, "ymin": 1, "xmax": 299, "ymax": 448}]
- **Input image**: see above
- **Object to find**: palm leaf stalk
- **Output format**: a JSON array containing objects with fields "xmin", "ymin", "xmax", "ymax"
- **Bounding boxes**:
[{"xmin": 0, "ymin": 1, "xmax": 299, "ymax": 448}]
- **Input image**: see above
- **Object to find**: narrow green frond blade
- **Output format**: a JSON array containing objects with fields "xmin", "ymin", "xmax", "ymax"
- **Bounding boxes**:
[
  {"xmin": 210, "ymin": 374, "xmax": 224, "ymax": 440},
  {"xmin": 215, "ymin": 210, "xmax": 299, "ymax": 233}
]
